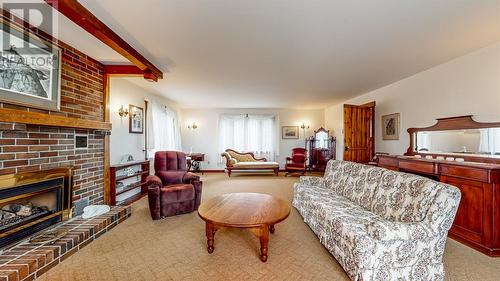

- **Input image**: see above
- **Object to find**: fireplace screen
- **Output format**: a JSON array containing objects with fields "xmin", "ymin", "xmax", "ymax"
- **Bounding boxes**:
[{"xmin": 0, "ymin": 177, "xmax": 65, "ymax": 248}]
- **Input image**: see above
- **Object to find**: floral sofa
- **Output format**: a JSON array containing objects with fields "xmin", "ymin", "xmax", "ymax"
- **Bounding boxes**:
[
  {"xmin": 293, "ymin": 160, "xmax": 461, "ymax": 281},
  {"xmin": 221, "ymin": 149, "xmax": 279, "ymax": 176}
]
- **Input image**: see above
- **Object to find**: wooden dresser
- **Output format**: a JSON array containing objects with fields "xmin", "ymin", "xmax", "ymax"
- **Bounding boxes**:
[{"xmin": 378, "ymin": 154, "xmax": 500, "ymax": 256}]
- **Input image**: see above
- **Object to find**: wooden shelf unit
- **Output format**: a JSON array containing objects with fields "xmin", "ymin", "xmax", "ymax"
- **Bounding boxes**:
[{"xmin": 109, "ymin": 160, "xmax": 150, "ymax": 206}]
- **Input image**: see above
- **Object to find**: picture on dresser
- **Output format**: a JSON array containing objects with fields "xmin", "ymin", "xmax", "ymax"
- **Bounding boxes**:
[
  {"xmin": 129, "ymin": 105, "xmax": 144, "ymax": 134},
  {"xmin": 382, "ymin": 113, "xmax": 400, "ymax": 140}
]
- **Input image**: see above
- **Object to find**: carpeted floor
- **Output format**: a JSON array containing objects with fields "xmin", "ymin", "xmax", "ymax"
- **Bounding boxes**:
[{"xmin": 39, "ymin": 173, "xmax": 500, "ymax": 281}]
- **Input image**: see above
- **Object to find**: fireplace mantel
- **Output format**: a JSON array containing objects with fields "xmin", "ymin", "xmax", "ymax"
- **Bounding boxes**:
[{"xmin": 0, "ymin": 108, "xmax": 111, "ymax": 131}]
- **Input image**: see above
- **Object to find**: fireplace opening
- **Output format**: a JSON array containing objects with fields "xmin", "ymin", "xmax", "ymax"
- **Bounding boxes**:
[
  {"xmin": 0, "ymin": 168, "xmax": 72, "ymax": 249},
  {"xmin": 1, "ymin": 186, "xmax": 60, "ymax": 233}
]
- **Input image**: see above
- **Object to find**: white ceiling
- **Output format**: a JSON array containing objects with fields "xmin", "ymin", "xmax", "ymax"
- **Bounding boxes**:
[
  {"xmin": 16, "ymin": 1, "xmax": 500, "ymax": 108},
  {"xmin": 2, "ymin": 1, "xmax": 126, "ymax": 63}
]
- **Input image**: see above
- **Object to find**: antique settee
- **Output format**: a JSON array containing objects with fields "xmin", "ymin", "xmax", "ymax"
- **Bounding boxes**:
[
  {"xmin": 146, "ymin": 151, "xmax": 202, "ymax": 219},
  {"xmin": 221, "ymin": 149, "xmax": 279, "ymax": 176},
  {"xmin": 293, "ymin": 160, "xmax": 461, "ymax": 281}
]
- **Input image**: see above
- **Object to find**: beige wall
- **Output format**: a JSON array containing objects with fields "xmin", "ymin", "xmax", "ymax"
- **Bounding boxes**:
[
  {"xmin": 325, "ymin": 41, "xmax": 500, "ymax": 159},
  {"xmin": 181, "ymin": 108, "xmax": 325, "ymax": 170},
  {"xmin": 109, "ymin": 77, "xmax": 180, "ymax": 165}
]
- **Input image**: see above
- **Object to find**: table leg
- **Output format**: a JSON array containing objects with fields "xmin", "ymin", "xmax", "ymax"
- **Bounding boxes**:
[
  {"xmin": 259, "ymin": 225, "xmax": 269, "ymax": 262},
  {"xmin": 206, "ymin": 222, "xmax": 216, "ymax": 253},
  {"xmin": 269, "ymin": 224, "xmax": 275, "ymax": 234}
]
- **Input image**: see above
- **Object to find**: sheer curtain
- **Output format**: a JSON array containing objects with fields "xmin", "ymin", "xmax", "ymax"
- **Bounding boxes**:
[
  {"xmin": 218, "ymin": 114, "xmax": 277, "ymax": 160},
  {"xmin": 147, "ymin": 99, "xmax": 182, "ymax": 158},
  {"xmin": 478, "ymin": 128, "xmax": 500, "ymax": 155}
]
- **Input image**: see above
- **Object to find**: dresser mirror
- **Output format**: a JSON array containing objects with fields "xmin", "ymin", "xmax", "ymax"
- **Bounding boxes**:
[{"xmin": 406, "ymin": 115, "xmax": 500, "ymax": 161}]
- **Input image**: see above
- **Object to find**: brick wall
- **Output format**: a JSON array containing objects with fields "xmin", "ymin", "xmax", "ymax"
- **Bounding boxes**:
[{"xmin": 0, "ymin": 11, "xmax": 106, "ymax": 206}]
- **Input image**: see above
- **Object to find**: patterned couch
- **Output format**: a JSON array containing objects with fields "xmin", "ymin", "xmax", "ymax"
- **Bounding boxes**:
[
  {"xmin": 221, "ymin": 149, "xmax": 279, "ymax": 177},
  {"xmin": 293, "ymin": 160, "xmax": 461, "ymax": 281}
]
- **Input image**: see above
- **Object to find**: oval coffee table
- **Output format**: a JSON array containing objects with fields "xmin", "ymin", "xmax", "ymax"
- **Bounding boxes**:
[{"xmin": 198, "ymin": 192, "xmax": 290, "ymax": 262}]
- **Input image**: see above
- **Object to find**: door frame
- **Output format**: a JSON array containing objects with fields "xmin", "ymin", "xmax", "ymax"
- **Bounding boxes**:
[{"xmin": 343, "ymin": 101, "xmax": 376, "ymax": 162}]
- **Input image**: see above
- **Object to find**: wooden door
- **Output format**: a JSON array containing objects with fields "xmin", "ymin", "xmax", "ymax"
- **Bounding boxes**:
[{"xmin": 343, "ymin": 102, "xmax": 375, "ymax": 163}]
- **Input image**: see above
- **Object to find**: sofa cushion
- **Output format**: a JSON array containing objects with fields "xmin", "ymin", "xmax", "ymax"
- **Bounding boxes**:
[
  {"xmin": 313, "ymin": 195, "xmax": 379, "ymax": 271},
  {"xmin": 233, "ymin": 162, "xmax": 279, "ymax": 169},
  {"xmin": 227, "ymin": 151, "xmax": 257, "ymax": 162},
  {"xmin": 371, "ymin": 170, "xmax": 440, "ymax": 223},
  {"xmin": 160, "ymin": 184, "xmax": 195, "ymax": 203},
  {"xmin": 324, "ymin": 161, "xmax": 356, "ymax": 194},
  {"xmin": 343, "ymin": 164, "xmax": 386, "ymax": 210}
]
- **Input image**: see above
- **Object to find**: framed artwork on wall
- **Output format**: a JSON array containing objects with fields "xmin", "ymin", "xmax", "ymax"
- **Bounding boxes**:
[
  {"xmin": 129, "ymin": 104, "xmax": 144, "ymax": 134},
  {"xmin": 382, "ymin": 113, "xmax": 400, "ymax": 140},
  {"xmin": 0, "ymin": 20, "xmax": 61, "ymax": 111},
  {"xmin": 282, "ymin": 126, "xmax": 299, "ymax": 139}
]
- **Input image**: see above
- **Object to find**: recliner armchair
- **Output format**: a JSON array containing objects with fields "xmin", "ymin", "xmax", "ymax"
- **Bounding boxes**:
[
  {"xmin": 146, "ymin": 151, "xmax": 202, "ymax": 220},
  {"xmin": 285, "ymin": 148, "xmax": 307, "ymax": 176}
]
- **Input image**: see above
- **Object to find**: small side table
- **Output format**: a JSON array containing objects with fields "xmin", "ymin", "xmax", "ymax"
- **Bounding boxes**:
[{"xmin": 187, "ymin": 153, "xmax": 205, "ymax": 174}]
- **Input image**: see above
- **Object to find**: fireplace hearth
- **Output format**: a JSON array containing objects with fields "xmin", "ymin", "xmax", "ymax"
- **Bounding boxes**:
[{"xmin": 0, "ymin": 168, "xmax": 72, "ymax": 249}]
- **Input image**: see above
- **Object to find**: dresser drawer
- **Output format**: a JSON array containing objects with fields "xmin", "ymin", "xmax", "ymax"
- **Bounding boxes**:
[
  {"xmin": 440, "ymin": 165, "xmax": 490, "ymax": 183},
  {"xmin": 378, "ymin": 156, "xmax": 399, "ymax": 169},
  {"xmin": 398, "ymin": 159, "xmax": 437, "ymax": 175}
]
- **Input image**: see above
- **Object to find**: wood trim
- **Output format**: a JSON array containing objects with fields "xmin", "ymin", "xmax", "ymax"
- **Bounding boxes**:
[
  {"xmin": 0, "ymin": 108, "xmax": 111, "ymax": 130},
  {"xmin": 103, "ymin": 74, "xmax": 111, "ymax": 205},
  {"xmin": 45, "ymin": 0, "xmax": 163, "ymax": 81},
  {"xmin": 103, "ymin": 65, "xmax": 143, "ymax": 76}
]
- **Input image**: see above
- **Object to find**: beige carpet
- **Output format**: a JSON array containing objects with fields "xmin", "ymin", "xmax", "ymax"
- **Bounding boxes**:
[{"xmin": 39, "ymin": 173, "xmax": 500, "ymax": 281}]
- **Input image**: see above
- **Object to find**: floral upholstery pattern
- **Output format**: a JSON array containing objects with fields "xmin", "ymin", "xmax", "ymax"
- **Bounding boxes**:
[
  {"xmin": 293, "ymin": 160, "xmax": 461, "ymax": 281},
  {"xmin": 226, "ymin": 150, "xmax": 262, "ymax": 162}
]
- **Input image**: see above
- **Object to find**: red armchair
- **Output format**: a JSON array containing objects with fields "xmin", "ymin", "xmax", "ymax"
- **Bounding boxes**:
[
  {"xmin": 285, "ymin": 148, "xmax": 307, "ymax": 176},
  {"xmin": 146, "ymin": 151, "xmax": 202, "ymax": 220}
]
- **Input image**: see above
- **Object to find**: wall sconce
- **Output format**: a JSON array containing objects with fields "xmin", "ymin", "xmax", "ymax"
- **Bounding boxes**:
[
  {"xmin": 188, "ymin": 122, "xmax": 198, "ymax": 130},
  {"xmin": 300, "ymin": 123, "xmax": 309, "ymax": 130},
  {"xmin": 118, "ymin": 105, "xmax": 129, "ymax": 118}
]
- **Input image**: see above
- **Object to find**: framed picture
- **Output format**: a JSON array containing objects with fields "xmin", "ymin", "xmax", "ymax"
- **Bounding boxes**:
[
  {"xmin": 282, "ymin": 126, "xmax": 299, "ymax": 139},
  {"xmin": 382, "ymin": 113, "xmax": 400, "ymax": 140},
  {"xmin": 129, "ymin": 105, "xmax": 144, "ymax": 134},
  {"xmin": 0, "ymin": 20, "xmax": 61, "ymax": 110}
]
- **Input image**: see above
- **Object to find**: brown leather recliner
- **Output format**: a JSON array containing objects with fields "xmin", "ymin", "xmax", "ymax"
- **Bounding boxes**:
[{"xmin": 146, "ymin": 151, "xmax": 202, "ymax": 220}]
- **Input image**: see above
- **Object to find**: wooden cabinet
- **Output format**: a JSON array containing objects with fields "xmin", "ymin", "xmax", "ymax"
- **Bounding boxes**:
[
  {"xmin": 378, "ymin": 155, "xmax": 500, "ymax": 256},
  {"xmin": 306, "ymin": 128, "xmax": 336, "ymax": 172},
  {"xmin": 109, "ymin": 160, "xmax": 150, "ymax": 206}
]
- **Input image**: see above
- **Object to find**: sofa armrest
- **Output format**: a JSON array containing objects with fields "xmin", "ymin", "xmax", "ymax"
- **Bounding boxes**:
[
  {"xmin": 366, "ymin": 220, "xmax": 437, "ymax": 242},
  {"xmin": 299, "ymin": 176, "xmax": 325, "ymax": 188},
  {"xmin": 146, "ymin": 175, "xmax": 162, "ymax": 220},
  {"xmin": 183, "ymin": 172, "xmax": 200, "ymax": 184},
  {"xmin": 146, "ymin": 175, "xmax": 162, "ymax": 188}
]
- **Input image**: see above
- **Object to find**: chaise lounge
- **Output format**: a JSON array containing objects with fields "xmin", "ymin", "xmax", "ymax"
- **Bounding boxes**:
[
  {"xmin": 221, "ymin": 149, "xmax": 279, "ymax": 176},
  {"xmin": 293, "ymin": 160, "xmax": 461, "ymax": 281}
]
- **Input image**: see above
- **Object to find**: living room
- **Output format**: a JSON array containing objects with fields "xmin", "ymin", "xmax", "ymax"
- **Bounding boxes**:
[{"xmin": 0, "ymin": 1, "xmax": 499, "ymax": 281}]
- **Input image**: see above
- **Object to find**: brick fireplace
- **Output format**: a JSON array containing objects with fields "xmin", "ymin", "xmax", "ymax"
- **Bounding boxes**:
[
  {"xmin": 0, "ymin": 168, "xmax": 72, "ymax": 249},
  {"xmin": 0, "ymin": 10, "xmax": 108, "ymax": 213}
]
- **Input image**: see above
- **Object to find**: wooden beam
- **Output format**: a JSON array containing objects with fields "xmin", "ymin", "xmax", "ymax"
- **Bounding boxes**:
[
  {"xmin": 45, "ymin": 0, "xmax": 163, "ymax": 81},
  {"xmin": 103, "ymin": 65, "xmax": 143, "ymax": 76},
  {"xmin": 0, "ymin": 108, "xmax": 112, "ymax": 130},
  {"xmin": 103, "ymin": 74, "xmax": 111, "ymax": 205},
  {"xmin": 103, "ymin": 65, "xmax": 158, "ymax": 81}
]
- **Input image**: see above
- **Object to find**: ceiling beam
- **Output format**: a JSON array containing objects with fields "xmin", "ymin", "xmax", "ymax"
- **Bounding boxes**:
[
  {"xmin": 103, "ymin": 65, "xmax": 158, "ymax": 82},
  {"xmin": 45, "ymin": 0, "xmax": 163, "ymax": 81}
]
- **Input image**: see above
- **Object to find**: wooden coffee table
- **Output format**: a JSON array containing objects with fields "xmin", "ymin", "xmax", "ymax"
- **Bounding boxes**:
[{"xmin": 198, "ymin": 192, "xmax": 290, "ymax": 262}]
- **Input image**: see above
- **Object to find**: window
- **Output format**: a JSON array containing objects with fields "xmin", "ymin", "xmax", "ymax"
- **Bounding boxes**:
[
  {"xmin": 218, "ymin": 114, "xmax": 277, "ymax": 160},
  {"xmin": 479, "ymin": 128, "xmax": 500, "ymax": 155},
  {"xmin": 146, "ymin": 99, "xmax": 182, "ymax": 157}
]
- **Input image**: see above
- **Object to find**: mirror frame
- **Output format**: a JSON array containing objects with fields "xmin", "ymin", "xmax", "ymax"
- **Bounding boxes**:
[
  {"xmin": 405, "ymin": 115, "xmax": 500, "ymax": 162},
  {"xmin": 314, "ymin": 127, "xmax": 330, "ymax": 149}
]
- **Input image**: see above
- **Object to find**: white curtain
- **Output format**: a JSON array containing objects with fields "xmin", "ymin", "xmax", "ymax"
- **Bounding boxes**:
[
  {"xmin": 478, "ymin": 128, "xmax": 500, "ymax": 155},
  {"xmin": 147, "ymin": 99, "xmax": 182, "ymax": 158},
  {"xmin": 218, "ymin": 114, "xmax": 277, "ymax": 160}
]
